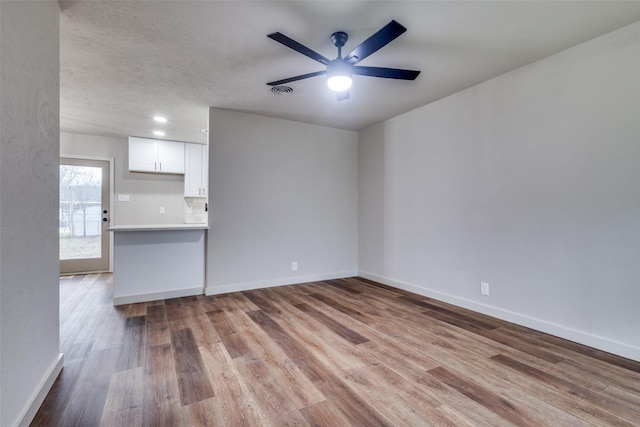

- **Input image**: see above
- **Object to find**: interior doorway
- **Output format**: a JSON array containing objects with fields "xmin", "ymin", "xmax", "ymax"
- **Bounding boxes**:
[{"xmin": 59, "ymin": 157, "xmax": 111, "ymax": 274}]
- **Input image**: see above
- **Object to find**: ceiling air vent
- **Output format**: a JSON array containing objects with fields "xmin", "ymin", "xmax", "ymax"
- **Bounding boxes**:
[{"xmin": 270, "ymin": 85, "xmax": 294, "ymax": 95}]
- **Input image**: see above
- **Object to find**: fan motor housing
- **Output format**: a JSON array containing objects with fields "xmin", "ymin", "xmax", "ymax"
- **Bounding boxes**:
[{"xmin": 327, "ymin": 59, "xmax": 352, "ymax": 78}]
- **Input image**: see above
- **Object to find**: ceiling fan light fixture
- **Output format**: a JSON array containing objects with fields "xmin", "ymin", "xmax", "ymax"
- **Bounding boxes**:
[
  {"xmin": 327, "ymin": 75, "xmax": 352, "ymax": 92},
  {"xmin": 267, "ymin": 21, "xmax": 420, "ymax": 99},
  {"xmin": 326, "ymin": 61, "xmax": 352, "ymax": 92}
]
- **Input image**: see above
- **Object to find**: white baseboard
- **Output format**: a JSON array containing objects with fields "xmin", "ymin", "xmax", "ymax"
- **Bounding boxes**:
[
  {"xmin": 16, "ymin": 353, "xmax": 64, "ymax": 427},
  {"xmin": 113, "ymin": 287, "xmax": 203, "ymax": 306},
  {"xmin": 359, "ymin": 271, "xmax": 640, "ymax": 363},
  {"xmin": 205, "ymin": 271, "xmax": 358, "ymax": 296}
]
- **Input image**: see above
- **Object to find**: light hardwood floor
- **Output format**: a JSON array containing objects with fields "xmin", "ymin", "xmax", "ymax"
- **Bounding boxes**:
[{"xmin": 32, "ymin": 274, "xmax": 640, "ymax": 426}]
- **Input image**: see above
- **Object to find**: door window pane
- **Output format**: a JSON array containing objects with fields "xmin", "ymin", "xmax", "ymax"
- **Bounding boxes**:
[{"xmin": 59, "ymin": 165, "xmax": 103, "ymax": 260}]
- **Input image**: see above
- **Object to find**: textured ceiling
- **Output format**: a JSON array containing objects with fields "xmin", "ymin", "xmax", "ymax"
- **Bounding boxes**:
[{"xmin": 60, "ymin": 1, "xmax": 640, "ymax": 144}]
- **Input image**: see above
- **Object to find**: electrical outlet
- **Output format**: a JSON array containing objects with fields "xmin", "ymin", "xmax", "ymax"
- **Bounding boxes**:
[
  {"xmin": 117, "ymin": 194, "xmax": 130, "ymax": 202},
  {"xmin": 291, "ymin": 262, "xmax": 298, "ymax": 271},
  {"xmin": 481, "ymin": 282, "xmax": 490, "ymax": 296},
  {"xmin": 159, "ymin": 207, "xmax": 166, "ymax": 214}
]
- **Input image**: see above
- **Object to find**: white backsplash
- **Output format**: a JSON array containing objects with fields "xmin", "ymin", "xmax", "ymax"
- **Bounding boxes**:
[{"xmin": 184, "ymin": 197, "xmax": 208, "ymax": 223}]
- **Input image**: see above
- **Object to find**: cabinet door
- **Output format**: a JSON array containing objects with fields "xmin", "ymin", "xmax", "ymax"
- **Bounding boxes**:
[
  {"xmin": 184, "ymin": 143, "xmax": 207, "ymax": 197},
  {"xmin": 128, "ymin": 137, "xmax": 158, "ymax": 172},
  {"xmin": 157, "ymin": 140, "xmax": 185, "ymax": 174},
  {"xmin": 200, "ymin": 144, "xmax": 208, "ymax": 197}
]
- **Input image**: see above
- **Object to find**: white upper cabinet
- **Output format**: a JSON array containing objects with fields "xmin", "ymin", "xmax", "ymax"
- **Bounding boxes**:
[
  {"xmin": 128, "ymin": 137, "xmax": 185, "ymax": 174},
  {"xmin": 157, "ymin": 140, "xmax": 185, "ymax": 174},
  {"xmin": 184, "ymin": 143, "xmax": 208, "ymax": 197},
  {"xmin": 128, "ymin": 137, "xmax": 156, "ymax": 172}
]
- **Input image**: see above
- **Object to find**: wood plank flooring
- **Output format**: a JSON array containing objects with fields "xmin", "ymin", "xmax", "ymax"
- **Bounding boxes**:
[{"xmin": 32, "ymin": 274, "xmax": 640, "ymax": 426}]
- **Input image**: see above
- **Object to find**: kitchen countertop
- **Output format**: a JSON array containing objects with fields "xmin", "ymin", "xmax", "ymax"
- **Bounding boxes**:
[{"xmin": 108, "ymin": 224, "xmax": 209, "ymax": 232}]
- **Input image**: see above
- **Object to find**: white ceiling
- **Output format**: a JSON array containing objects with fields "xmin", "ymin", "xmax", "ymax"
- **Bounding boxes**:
[{"xmin": 60, "ymin": 1, "xmax": 640, "ymax": 144}]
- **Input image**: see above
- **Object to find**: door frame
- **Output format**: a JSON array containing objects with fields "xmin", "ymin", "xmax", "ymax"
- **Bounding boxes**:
[{"xmin": 59, "ymin": 155, "xmax": 115, "ymax": 274}]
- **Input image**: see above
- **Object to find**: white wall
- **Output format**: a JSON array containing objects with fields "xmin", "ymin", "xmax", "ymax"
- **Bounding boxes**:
[
  {"xmin": 0, "ymin": 2, "xmax": 63, "ymax": 426},
  {"xmin": 61, "ymin": 132, "xmax": 186, "ymax": 225},
  {"xmin": 359, "ymin": 22, "xmax": 640, "ymax": 361},
  {"xmin": 207, "ymin": 108, "xmax": 358, "ymax": 293}
]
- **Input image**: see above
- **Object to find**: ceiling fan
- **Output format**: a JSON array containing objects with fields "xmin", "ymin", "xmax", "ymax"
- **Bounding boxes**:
[{"xmin": 266, "ymin": 20, "xmax": 420, "ymax": 101}]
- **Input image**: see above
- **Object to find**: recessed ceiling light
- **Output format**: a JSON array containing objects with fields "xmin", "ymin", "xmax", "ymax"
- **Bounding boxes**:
[
  {"xmin": 153, "ymin": 116, "xmax": 167, "ymax": 123},
  {"xmin": 153, "ymin": 130, "xmax": 165, "ymax": 137}
]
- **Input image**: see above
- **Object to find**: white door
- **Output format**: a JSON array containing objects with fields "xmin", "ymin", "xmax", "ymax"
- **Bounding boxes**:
[{"xmin": 59, "ymin": 158, "xmax": 111, "ymax": 274}]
